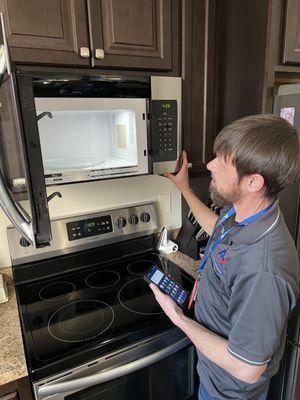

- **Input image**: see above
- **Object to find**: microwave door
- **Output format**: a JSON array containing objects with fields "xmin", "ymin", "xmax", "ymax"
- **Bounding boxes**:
[{"xmin": 0, "ymin": 13, "xmax": 51, "ymax": 247}]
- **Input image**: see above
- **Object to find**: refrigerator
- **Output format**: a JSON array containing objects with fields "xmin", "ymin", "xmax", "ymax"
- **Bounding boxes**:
[{"xmin": 267, "ymin": 84, "xmax": 300, "ymax": 400}]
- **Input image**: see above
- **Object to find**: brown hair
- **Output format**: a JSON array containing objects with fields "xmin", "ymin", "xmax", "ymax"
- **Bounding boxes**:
[{"xmin": 214, "ymin": 114, "xmax": 300, "ymax": 198}]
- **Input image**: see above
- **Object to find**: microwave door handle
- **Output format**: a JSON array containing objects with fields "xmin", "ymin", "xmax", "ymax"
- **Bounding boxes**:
[
  {"xmin": 0, "ymin": 13, "xmax": 11, "ymax": 78},
  {"xmin": 0, "ymin": 172, "xmax": 34, "ymax": 243},
  {"xmin": 0, "ymin": 14, "xmax": 34, "ymax": 244},
  {"xmin": 38, "ymin": 337, "xmax": 190, "ymax": 398}
]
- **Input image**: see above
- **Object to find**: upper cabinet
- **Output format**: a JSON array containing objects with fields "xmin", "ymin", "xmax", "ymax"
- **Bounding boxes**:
[
  {"xmin": 0, "ymin": 0, "xmax": 90, "ymax": 67},
  {"xmin": 87, "ymin": 0, "xmax": 172, "ymax": 70},
  {"xmin": 181, "ymin": 0, "xmax": 220, "ymax": 174},
  {"xmin": 283, "ymin": 0, "xmax": 300, "ymax": 64},
  {"xmin": 0, "ymin": 0, "xmax": 176, "ymax": 71}
]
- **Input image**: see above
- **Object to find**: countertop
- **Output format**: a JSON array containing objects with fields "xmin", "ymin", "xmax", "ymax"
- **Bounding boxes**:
[
  {"xmin": 0, "ymin": 250, "xmax": 198, "ymax": 386},
  {"xmin": 165, "ymin": 251, "xmax": 199, "ymax": 279},
  {"xmin": 0, "ymin": 267, "xmax": 28, "ymax": 386}
]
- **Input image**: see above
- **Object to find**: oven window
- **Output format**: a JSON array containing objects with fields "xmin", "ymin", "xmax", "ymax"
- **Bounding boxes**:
[{"xmin": 65, "ymin": 346, "xmax": 195, "ymax": 400}]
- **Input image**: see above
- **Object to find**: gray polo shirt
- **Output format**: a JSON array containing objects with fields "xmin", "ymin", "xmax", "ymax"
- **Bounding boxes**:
[{"xmin": 195, "ymin": 200, "xmax": 299, "ymax": 399}]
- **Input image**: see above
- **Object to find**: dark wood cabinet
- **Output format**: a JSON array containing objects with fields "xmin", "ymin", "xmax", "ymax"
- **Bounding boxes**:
[
  {"xmin": 181, "ymin": 0, "xmax": 220, "ymax": 174},
  {"xmin": 283, "ymin": 0, "xmax": 300, "ymax": 64},
  {"xmin": 0, "ymin": 0, "xmax": 90, "ymax": 67},
  {"xmin": 0, "ymin": 377, "xmax": 33, "ymax": 400},
  {"xmin": 0, "ymin": 0, "xmax": 177, "ymax": 72},
  {"xmin": 87, "ymin": 0, "xmax": 172, "ymax": 70},
  {"xmin": 216, "ymin": 0, "xmax": 272, "ymax": 127},
  {"xmin": 0, "ymin": 391, "xmax": 18, "ymax": 400},
  {"xmin": 216, "ymin": 0, "xmax": 300, "ymax": 130}
]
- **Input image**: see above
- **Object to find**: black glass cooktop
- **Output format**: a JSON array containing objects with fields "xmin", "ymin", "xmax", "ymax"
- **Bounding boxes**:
[{"xmin": 15, "ymin": 248, "xmax": 193, "ymax": 380}]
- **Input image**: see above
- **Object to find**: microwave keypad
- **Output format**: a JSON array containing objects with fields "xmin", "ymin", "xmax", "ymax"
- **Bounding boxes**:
[
  {"xmin": 67, "ymin": 215, "xmax": 113, "ymax": 241},
  {"xmin": 151, "ymin": 100, "xmax": 177, "ymax": 162}
]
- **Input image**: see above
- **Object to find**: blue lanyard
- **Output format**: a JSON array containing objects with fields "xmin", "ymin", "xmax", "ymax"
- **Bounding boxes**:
[{"xmin": 197, "ymin": 203, "xmax": 273, "ymax": 274}]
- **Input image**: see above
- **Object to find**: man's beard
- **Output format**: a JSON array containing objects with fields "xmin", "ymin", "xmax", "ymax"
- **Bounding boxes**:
[{"xmin": 209, "ymin": 183, "xmax": 240, "ymax": 207}]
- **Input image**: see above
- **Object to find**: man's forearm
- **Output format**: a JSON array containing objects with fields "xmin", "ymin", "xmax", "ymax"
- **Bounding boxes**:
[
  {"xmin": 177, "ymin": 314, "xmax": 266, "ymax": 384},
  {"xmin": 182, "ymin": 188, "xmax": 218, "ymax": 235}
]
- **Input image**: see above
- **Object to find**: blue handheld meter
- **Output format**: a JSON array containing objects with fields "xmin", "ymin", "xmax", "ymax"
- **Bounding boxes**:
[{"xmin": 145, "ymin": 265, "xmax": 189, "ymax": 308}]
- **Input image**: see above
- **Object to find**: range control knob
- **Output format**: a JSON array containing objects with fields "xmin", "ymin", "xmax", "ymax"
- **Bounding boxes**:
[
  {"xmin": 140, "ymin": 212, "xmax": 151, "ymax": 223},
  {"xmin": 20, "ymin": 237, "xmax": 30, "ymax": 247},
  {"xmin": 116, "ymin": 217, "xmax": 127, "ymax": 229},
  {"xmin": 128, "ymin": 215, "xmax": 139, "ymax": 225}
]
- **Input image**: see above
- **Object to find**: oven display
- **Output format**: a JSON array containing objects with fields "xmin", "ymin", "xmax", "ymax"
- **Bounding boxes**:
[{"xmin": 67, "ymin": 215, "xmax": 113, "ymax": 241}]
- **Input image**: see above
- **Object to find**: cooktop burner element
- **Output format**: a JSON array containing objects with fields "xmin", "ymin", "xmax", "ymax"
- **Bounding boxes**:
[
  {"xmin": 127, "ymin": 260, "xmax": 158, "ymax": 276},
  {"xmin": 48, "ymin": 300, "xmax": 114, "ymax": 343},
  {"xmin": 39, "ymin": 282, "xmax": 75, "ymax": 302},
  {"xmin": 85, "ymin": 270, "xmax": 121, "ymax": 289},
  {"xmin": 118, "ymin": 277, "xmax": 164, "ymax": 315}
]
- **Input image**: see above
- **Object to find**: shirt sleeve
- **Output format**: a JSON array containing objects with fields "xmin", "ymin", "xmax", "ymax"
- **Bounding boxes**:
[{"xmin": 228, "ymin": 271, "xmax": 293, "ymax": 365}]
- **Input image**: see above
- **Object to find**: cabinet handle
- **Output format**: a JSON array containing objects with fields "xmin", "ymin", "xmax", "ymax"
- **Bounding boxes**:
[
  {"xmin": 80, "ymin": 47, "xmax": 90, "ymax": 58},
  {"xmin": 95, "ymin": 48, "xmax": 105, "ymax": 59}
]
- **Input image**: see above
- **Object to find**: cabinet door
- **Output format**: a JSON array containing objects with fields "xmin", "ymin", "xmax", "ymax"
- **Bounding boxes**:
[
  {"xmin": 87, "ymin": 0, "xmax": 172, "ymax": 70},
  {"xmin": 0, "ymin": 0, "xmax": 90, "ymax": 67},
  {"xmin": 0, "ymin": 392, "xmax": 18, "ymax": 400},
  {"xmin": 182, "ymin": 0, "xmax": 219, "ymax": 173},
  {"xmin": 283, "ymin": 0, "xmax": 300, "ymax": 64}
]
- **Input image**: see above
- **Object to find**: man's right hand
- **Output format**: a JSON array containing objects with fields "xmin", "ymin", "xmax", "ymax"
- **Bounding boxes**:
[{"xmin": 163, "ymin": 150, "xmax": 191, "ymax": 194}]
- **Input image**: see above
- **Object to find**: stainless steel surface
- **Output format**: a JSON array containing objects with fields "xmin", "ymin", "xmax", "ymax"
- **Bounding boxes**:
[
  {"xmin": 35, "ymin": 329, "xmax": 191, "ymax": 400},
  {"xmin": 151, "ymin": 77, "xmax": 182, "ymax": 174},
  {"xmin": 7, "ymin": 203, "xmax": 159, "ymax": 265},
  {"xmin": 0, "ymin": 13, "xmax": 11, "ymax": 76},
  {"xmin": 275, "ymin": 83, "xmax": 300, "ymax": 96},
  {"xmin": 0, "ymin": 13, "xmax": 41, "ymax": 246},
  {"xmin": 0, "ymin": 171, "xmax": 34, "ymax": 246},
  {"xmin": 153, "ymin": 160, "xmax": 179, "ymax": 175},
  {"xmin": 12, "ymin": 178, "xmax": 26, "ymax": 187},
  {"xmin": 95, "ymin": 48, "xmax": 105, "ymax": 59},
  {"xmin": 79, "ymin": 47, "xmax": 90, "ymax": 58},
  {"xmin": 0, "ymin": 45, "xmax": 6, "ymax": 82}
]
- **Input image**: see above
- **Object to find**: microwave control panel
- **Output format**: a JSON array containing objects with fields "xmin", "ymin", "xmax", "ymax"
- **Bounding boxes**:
[
  {"xmin": 150, "ymin": 100, "xmax": 177, "ymax": 162},
  {"xmin": 67, "ymin": 215, "xmax": 113, "ymax": 241}
]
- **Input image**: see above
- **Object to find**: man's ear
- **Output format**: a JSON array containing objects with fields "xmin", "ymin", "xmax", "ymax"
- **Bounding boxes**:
[{"xmin": 247, "ymin": 174, "xmax": 265, "ymax": 193}]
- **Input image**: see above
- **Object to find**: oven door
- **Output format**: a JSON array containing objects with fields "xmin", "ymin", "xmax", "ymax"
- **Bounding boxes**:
[
  {"xmin": 35, "ymin": 329, "xmax": 196, "ymax": 400},
  {"xmin": 0, "ymin": 13, "xmax": 52, "ymax": 247}
]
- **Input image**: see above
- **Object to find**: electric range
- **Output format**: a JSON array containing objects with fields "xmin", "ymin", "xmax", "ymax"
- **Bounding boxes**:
[{"xmin": 8, "ymin": 203, "xmax": 196, "ymax": 400}]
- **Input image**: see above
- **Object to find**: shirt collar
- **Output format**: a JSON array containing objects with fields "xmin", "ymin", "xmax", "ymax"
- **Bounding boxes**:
[{"xmin": 225, "ymin": 199, "xmax": 280, "ymax": 244}]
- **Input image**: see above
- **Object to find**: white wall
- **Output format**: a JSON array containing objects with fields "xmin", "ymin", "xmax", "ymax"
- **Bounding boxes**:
[{"xmin": 0, "ymin": 175, "xmax": 181, "ymax": 268}]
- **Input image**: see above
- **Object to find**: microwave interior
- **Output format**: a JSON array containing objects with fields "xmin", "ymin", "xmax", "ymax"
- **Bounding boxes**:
[{"xmin": 35, "ymin": 98, "xmax": 149, "ymax": 185}]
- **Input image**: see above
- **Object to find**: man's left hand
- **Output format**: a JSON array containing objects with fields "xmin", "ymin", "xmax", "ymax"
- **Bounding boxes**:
[{"xmin": 149, "ymin": 283, "xmax": 184, "ymax": 326}]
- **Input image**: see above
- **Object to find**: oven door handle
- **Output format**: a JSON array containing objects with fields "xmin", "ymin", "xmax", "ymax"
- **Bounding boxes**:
[{"xmin": 38, "ymin": 336, "xmax": 191, "ymax": 397}]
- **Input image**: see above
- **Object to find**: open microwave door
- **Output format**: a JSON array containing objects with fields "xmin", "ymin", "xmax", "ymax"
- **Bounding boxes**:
[{"xmin": 0, "ymin": 13, "xmax": 51, "ymax": 247}]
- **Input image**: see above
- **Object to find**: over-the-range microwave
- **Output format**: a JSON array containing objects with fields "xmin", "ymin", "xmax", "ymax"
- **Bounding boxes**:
[
  {"xmin": 0, "ymin": 14, "xmax": 181, "ymax": 249},
  {"xmin": 33, "ymin": 75, "xmax": 181, "ymax": 185}
]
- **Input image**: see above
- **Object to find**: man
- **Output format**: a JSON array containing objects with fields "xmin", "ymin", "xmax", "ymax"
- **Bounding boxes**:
[{"xmin": 150, "ymin": 114, "xmax": 300, "ymax": 399}]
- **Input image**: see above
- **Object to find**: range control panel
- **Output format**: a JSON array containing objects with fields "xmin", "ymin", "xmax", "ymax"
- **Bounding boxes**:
[
  {"xmin": 67, "ymin": 215, "xmax": 113, "ymax": 241},
  {"xmin": 7, "ymin": 203, "xmax": 159, "ymax": 265},
  {"xmin": 150, "ymin": 100, "xmax": 177, "ymax": 162}
]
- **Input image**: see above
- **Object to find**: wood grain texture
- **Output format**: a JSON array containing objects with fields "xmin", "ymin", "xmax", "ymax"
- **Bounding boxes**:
[{"xmin": 0, "ymin": 0, "xmax": 90, "ymax": 66}]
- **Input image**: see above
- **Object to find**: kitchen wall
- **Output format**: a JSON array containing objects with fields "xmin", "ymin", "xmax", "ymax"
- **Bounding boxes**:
[{"xmin": 0, "ymin": 174, "xmax": 182, "ymax": 269}]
